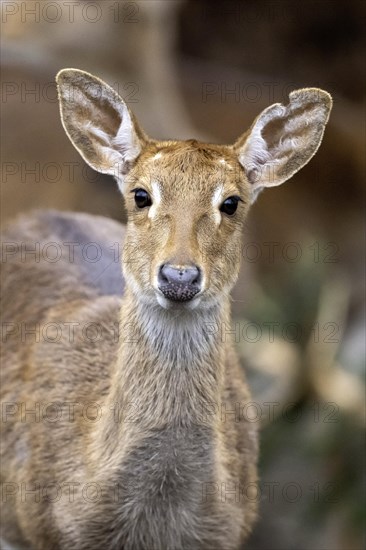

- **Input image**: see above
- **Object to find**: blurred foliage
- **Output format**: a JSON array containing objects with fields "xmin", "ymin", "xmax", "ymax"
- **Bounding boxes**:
[{"xmin": 234, "ymin": 234, "xmax": 364, "ymax": 548}]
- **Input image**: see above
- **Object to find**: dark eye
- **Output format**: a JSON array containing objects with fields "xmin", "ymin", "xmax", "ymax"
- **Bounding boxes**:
[
  {"xmin": 219, "ymin": 196, "xmax": 241, "ymax": 216},
  {"xmin": 132, "ymin": 188, "xmax": 152, "ymax": 209}
]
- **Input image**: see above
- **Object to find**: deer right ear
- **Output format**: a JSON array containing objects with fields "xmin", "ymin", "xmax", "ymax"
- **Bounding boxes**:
[
  {"xmin": 234, "ymin": 88, "xmax": 332, "ymax": 203},
  {"xmin": 56, "ymin": 69, "xmax": 146, "ymax": 193}
]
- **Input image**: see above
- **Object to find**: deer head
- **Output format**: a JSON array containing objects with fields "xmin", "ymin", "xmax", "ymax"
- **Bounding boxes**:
[{"xmin": 56, "ymin": 69, "xmax": 332, "ymax": 311}]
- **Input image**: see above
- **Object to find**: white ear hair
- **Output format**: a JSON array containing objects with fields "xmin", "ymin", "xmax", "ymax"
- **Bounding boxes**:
[
  {"xmin": 234, "ymin": 88, "xmax": 332, "ymax": 202},
  {"xmin": 56, "ymin": 68, "xmax": 147, "ymax": 193}
]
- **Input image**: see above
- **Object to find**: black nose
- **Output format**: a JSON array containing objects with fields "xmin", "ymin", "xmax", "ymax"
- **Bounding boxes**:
[{"xmin": 158, "ymin": 264, "xmax": 202, "ymax": 302}]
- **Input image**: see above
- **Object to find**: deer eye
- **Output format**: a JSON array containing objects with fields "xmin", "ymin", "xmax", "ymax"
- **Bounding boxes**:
[
  {"xmin": 132, "ymin": 189, "xmax": 152, "ymax": 208},
  {"xmin": 219, "ymin": 196, "xmax": 241, "ymax": 216}
]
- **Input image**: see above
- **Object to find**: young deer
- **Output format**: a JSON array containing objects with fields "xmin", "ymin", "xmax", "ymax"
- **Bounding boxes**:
[{"xmin": 0, "ymin": 69, "xmax": 332, "ymax": 550}]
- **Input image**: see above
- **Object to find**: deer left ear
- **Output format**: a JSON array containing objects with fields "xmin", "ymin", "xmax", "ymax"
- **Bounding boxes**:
[
  {"xmin": 234, "ymin": 88, "xmax": 332, "ymax": 203},
  {"xmin": 56, "ymin": 69, "xmax": 147, "ymax": 194}
]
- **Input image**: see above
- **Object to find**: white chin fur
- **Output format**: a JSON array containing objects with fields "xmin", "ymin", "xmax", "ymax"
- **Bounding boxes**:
[{"xmin": 156, "ymin": 293, "xmax": 201, "ymax": 311}]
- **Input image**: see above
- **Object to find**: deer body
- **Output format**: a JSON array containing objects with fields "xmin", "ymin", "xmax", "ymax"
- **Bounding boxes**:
[
  {"xmin": 0, "ymin": 70, "xmax": 332, "ymax": 549},
  {"xmin": 1, "ymin": 210, "xmax": 256, "ymax": 550}
]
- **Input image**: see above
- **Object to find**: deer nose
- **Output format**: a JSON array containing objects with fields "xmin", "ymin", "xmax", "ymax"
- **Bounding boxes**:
[{"xmin": 158, "ymin": 264, "xmax": 202, "ymax": 302}]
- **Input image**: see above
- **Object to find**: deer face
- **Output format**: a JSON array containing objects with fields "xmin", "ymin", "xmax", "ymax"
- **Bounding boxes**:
[
  {"xmin": 121, "ymin": 141, "xmax": 250, "ymax": 309},
  {"xmin": 57, "ymin": 69, "xmax": 332, "ymax": 310}
]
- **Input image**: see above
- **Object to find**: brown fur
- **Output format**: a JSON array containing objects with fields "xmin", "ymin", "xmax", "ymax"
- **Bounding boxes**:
[{"xmin": 0, "ymin": 70, "xmax": 332, "ymax": 549}]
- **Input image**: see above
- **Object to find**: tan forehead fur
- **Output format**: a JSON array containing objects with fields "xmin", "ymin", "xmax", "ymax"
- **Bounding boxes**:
[{"xmin": 129, "ymin": 138, "xmax": 250, "ymax": 202}]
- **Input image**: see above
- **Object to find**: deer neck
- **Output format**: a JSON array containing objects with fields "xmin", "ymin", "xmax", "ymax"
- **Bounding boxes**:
[
  {"xmin": 87, "ymin": 289, "xmax": 232, "ymax": 533},
  {"xmin": 104, "ymin": 288, "xmax": 229, "ymax": 434}
]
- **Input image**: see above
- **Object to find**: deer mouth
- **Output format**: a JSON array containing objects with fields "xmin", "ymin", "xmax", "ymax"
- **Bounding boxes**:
[
  {"xmin": 158, "ymin": 281, "xmax": 201, "ymax": 303},
  {"xmin": 156, "ymin": 263, "xmax": 202, "ymax": 303}
]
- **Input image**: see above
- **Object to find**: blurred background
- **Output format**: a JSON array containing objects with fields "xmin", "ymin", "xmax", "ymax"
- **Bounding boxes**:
[{"xmin": 1, "ymin": 0, "xmax": 365, "ymax": 548}]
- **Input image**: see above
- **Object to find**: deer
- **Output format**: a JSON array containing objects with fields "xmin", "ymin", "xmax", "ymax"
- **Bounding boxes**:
[{"xmin": 0, "ymin": 69, "xmax": 332, "ymax": 550}]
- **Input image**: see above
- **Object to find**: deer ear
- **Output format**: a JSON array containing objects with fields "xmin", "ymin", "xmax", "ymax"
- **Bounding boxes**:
[
  {"xmin": 234, "ymin": 88, "xmax": 332, "ymax": 203},
  {"xmin": 56, "ymin": 68, "xmax": 147, "ymax": 193}
]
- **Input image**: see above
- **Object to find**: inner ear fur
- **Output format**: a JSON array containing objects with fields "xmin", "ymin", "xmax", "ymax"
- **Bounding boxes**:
[
  {"xmin": 234, "ymin": 88, "xmax": 332, "ymax": 193},
  {"xmin": 56, "ymin": 69, "xmax": 147, "ymax": 180}
]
